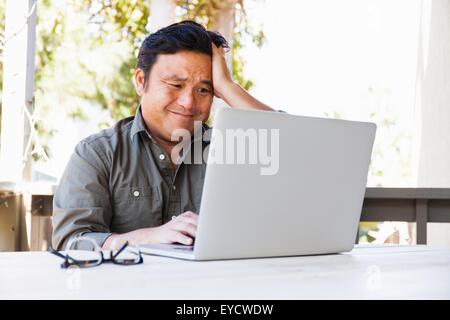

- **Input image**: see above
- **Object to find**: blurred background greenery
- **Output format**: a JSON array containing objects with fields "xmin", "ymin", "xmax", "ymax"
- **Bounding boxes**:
[
  {"xmin": 0, "ymin": 0, "xmax": 430, "ymax": 245},
  {"xmin": 0, "ymin": 0, "xmax": 264, "ymax": 160}
]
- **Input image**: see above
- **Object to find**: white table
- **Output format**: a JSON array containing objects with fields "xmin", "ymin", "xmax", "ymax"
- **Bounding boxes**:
[{"xmin": 1, "ymin": 245, "xmax": 449, "ymax": 299}]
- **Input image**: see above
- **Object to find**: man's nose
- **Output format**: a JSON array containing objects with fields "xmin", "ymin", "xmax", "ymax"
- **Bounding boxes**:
[{"xmin": 177, "ymin": 89, "xmax": 195, "ymax": 111}]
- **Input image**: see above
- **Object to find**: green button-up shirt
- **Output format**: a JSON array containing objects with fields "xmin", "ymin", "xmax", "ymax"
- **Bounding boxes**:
[{"xmin": 52, "ymin": 106, "xmax": 209, "ymax": 250}]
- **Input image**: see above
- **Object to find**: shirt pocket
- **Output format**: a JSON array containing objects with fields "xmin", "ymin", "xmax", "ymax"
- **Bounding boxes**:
[{"xmin": 112, "ymin": 185, "xmax": 163, "ymax": 231}]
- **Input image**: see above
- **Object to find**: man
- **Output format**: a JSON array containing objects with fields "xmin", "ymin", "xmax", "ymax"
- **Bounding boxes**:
[{"xmin": 52, "ymin": 20, "xmax": 275, "ymax": 250}]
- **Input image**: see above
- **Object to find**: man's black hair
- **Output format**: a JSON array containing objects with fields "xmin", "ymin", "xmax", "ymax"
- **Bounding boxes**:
[{"xmin": 137, "ymin": 20, "xmax": 229, "ymax": 89}]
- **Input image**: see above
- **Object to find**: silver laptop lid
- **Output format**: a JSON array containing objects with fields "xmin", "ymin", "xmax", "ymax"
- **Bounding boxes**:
[{"xmin": 193, "ymin": 107, "xmax": 376, "ymax": 260}]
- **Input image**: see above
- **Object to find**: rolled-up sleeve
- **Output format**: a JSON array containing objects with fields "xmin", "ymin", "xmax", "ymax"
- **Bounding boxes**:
[{"xmin": 52, "ymin": 139, "xmax": 112, "ymax": 250}]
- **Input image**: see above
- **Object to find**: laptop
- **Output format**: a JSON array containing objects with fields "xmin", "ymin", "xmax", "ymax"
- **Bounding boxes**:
[{"xmin": 140, "ymin": 107, "xmax": 376, "ymax": 260}]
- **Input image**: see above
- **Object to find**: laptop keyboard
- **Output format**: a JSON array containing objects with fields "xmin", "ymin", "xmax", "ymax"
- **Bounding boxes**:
[{"xmin": 173, "ymin": 245, "xmax": 194, "ymax": 251}]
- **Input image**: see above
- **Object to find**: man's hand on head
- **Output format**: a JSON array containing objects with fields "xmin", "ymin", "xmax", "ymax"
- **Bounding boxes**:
[
  {"xmin": 211, "ymin": 43, "xmax": 234, "ymax": 100},
  {"xmin": 210, "ymin": 42, "xmax": 274, "ymax": 112}
]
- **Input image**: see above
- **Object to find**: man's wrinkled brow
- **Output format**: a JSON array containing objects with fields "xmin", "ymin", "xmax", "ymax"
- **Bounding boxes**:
[
  {"xmin": 161, "ymin": 75, "xmax": 212, "ymax": 88},
  {"xmin": 161, "ymin": 74, "xmax": 188, "ymax": 81}
]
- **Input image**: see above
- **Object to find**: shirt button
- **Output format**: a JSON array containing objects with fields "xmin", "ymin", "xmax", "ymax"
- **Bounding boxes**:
[
  {"xmin": 133, "ymin": 190, "xmax": 140, "ymax": 197},
  {"xmin": 172, "ymin": 185, "xmax": 176, "ymax": 191},
  {"xmin": 159, "ymin": 154, "xmax": 166, "ymax": 160}
]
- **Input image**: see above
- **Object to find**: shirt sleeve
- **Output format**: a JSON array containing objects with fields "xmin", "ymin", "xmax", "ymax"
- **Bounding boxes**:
[{"xmin": 52, "ymin": 139, "xmax": 113, "ymax": 250}]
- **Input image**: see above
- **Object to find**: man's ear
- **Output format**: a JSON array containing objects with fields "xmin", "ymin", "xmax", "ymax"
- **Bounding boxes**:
[{"xmin": 134, "ymin": 68, "xmax": 146, "ymax": 96}]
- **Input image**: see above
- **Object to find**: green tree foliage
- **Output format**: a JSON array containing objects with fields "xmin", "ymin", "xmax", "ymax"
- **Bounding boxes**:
[
  {"xmin": 177, "ymin": 0, "xmax": 265, "ymax": 90},
  {"xmin": 71, "ymin": 0, "xmax": 151, "ymax": 120},
  {"xmin": 0, "ymin": 0, "xmax": 264, "ymax": 160}
]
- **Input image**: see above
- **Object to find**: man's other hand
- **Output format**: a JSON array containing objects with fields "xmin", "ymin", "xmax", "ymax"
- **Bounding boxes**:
[{"xmin": 103, "ymin": 211, "xmax": 198, "ymax": 249}]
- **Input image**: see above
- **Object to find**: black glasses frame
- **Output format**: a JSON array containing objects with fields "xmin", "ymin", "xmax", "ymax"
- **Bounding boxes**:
[{"xmin": 48, "ymin": 241, "xmax": 143, "ymax": 268}]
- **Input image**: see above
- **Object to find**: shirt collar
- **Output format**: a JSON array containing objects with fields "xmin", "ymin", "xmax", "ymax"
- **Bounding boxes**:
[{"xmin": 130, "ymin": 105, "xmax": 154, "ymax": 143}]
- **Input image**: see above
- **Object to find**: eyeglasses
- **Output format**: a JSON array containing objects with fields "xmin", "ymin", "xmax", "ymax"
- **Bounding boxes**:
[{"xmin": 48, "ymin": 236, "xmax": 143, "ymax": 268}]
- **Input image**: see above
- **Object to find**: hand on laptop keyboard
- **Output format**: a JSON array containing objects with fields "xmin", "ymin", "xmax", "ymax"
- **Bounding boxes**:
[
  {"xmin": 102, "ymin": 211, "xmax": 198, "ymax": 250},
  {"xmin": 149, "ymin": 211, "xmax": 198, "ymax": 245}
]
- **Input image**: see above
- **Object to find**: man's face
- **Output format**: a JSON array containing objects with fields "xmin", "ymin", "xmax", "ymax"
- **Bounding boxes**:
[{"xmin": 135, "ymin": 50, "xmax": 213, "ymax": 142}]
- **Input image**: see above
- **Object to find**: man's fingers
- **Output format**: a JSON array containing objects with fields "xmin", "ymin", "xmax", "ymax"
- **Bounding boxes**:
[
  {"xmin": 168, "ymin": 211, "xmax": 198, "ymax": 242},
  {"xmin": 173, "ymin": 221, "xmax": 197, "ymax": 238},
  {"xmin": 174, "ymin": 216, "xmax": 197, "ymax": 227},
  {"xmin": 179, "ymin": 211, "xmax": 199, "ymax": 220},
  {"xmin": 174, "ymin": 211, "xmax": 198, "ymax": 224},
  {"xmin": 212, "ymin": 43, "xmax": 225, "ymax": 56},
  {"xmin": 180, "ymin": 210, "xmax": 196, "ymax": 216},
  {"xmin": 170, "ymin": 230, "xmax": 193, "ymax": 245}
]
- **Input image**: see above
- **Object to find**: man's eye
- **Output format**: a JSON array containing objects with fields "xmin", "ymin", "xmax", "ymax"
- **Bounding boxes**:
[
  {"xmin": 198, "ymin": 87, "xmax": 211, "ymax": 95},
  {"xmin": 168, "ymin": 83, "xmax": 182, "ymax": 88}
]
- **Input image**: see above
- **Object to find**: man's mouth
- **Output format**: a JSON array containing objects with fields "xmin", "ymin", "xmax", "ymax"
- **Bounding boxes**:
[{"xmin": 168, "ymin": 110, "xmax": 196, "ymax": 118}]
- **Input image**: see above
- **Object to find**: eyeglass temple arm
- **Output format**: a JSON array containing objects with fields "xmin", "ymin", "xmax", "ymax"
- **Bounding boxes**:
[
  {"xmin": 48, "ymin": 246, "xmax": 67, "ymax": 260},
  {"xmin": 111, "ymin": 241, "xmax": 130, "ymax": 259}
]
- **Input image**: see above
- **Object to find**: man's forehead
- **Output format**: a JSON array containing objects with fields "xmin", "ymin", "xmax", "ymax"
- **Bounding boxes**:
[
  {"xmin": 156, "ymin": 66, "xmax": 212, "ymax": 84},
  {"xmin": 161, "ymin": 74, "xmax": 188, "ymax": 81},
  {"xmin": 160, "ymin": 73, "xmax": 213, "ymax": 88},
  {"xmin": 153, "ymin": 52, "xmax": 211, "ymax": 77}
]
